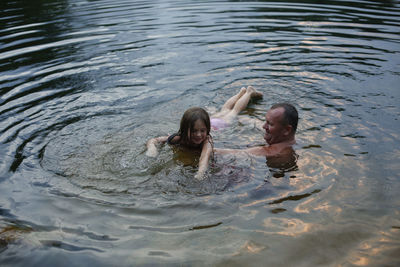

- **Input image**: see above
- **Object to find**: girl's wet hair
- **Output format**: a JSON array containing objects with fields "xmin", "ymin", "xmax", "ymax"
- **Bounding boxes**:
[{"xmin": 178, "ymin": 107, "xmax": 211, "ymax": 145}]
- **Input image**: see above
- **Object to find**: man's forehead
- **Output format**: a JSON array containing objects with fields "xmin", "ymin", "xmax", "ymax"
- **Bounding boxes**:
[{"xmin": 266, "ymin": 107, "xmax": 285, "ymax": 119}]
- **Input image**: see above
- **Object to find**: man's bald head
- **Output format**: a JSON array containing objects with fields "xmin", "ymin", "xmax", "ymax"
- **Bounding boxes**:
[{"xmin": 270, "ymin": 103, "xmax": 298, "ymax": 134}]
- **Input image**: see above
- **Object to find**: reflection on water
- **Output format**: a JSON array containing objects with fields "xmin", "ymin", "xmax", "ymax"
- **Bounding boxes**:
[{"xmin": 1, "ymin": 0, "xmax": 400, "ymax": 266}]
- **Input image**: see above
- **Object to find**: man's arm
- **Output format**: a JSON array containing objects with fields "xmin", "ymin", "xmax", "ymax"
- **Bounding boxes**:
[
  {"xmin": 214, "ymin": 146, "xmax": 276, "ymax": 157},
  {"xmin": 213, "ymin": 148, "xmax": 240, "ymax": 155}
]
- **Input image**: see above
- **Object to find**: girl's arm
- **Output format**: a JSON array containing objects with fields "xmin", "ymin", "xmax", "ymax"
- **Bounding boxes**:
[
  {"xmin": 146, "ymin": 136, "xmax": 168, "ymax": 157},
  {"xmin": 195, "ymin": 137, "xmax": 213, "ymax": 180}
]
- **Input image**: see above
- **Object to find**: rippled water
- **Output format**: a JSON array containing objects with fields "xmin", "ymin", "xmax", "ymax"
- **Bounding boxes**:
[{"xmin": 1, "ymin": 0, "xmax": 399, "ymax": 266}]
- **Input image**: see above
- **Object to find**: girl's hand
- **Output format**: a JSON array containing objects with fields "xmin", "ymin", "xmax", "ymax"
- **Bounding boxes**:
[
  {"xmin": 194, "ymin": 170, "xmax": 206, "ymax": 180},
  {"xmin": 146, "ymin": 145, "xmax": 158, "ymax": 157},
  {"xmin": 145, "ymin": 136, "xmax": 168, "ymax": 157},
  {"xmin": 195, "ymin": 137, "xmax": 213, "ymax": 180}
]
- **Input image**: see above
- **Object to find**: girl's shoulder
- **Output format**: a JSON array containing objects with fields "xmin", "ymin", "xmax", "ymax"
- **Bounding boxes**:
[{"xmin": 167, "ymin": 133, "xmax": 181, "ymax": 145}]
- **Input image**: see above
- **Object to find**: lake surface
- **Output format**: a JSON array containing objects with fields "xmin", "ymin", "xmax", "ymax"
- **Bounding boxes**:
[{"xmin": 1, "ymin": 0, "xmax": 399, "ymax": 266}]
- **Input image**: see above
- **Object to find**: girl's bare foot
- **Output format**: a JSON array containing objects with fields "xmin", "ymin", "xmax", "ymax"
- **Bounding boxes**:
[
  {"xmin": 239, "ymin": 86, "xmax": 247, "ymax": 96},
  {"xmin": 247, "ymin": 86, "xmax": 263, "ymax": 99}
]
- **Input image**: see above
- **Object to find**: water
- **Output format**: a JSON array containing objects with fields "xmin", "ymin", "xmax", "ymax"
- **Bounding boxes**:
[{"xmin": 1, "ymin": 0, "xmax": 399, "ymax": 266}]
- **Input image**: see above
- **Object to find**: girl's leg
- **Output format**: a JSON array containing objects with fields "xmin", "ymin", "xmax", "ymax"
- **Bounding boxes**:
[
  {"xmin": 213, "ymin": 86, "xmax": 262, "ymax": 121},
  {"xmin": 220, "ymin": 87, "xmax": 247, "ymax": 112},
  {"xmin": 228, "ymin": 86, "xmax": 262, "ymax": 117}
]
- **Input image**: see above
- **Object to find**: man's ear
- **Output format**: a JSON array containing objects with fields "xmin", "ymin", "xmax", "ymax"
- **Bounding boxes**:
[{"xmin": 284, "ymin": 124, "xmax": 292, "ymax": 136}]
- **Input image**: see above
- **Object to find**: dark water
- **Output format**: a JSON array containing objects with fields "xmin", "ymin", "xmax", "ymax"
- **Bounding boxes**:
[{"xmin": 1, "ymin": 0, "xmax": 399, "ymax": 266}]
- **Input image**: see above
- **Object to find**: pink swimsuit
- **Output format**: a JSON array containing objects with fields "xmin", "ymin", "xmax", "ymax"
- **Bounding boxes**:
[{"xmin": 211, "ymin": 117, "xmax": 228, "ymax": 130}]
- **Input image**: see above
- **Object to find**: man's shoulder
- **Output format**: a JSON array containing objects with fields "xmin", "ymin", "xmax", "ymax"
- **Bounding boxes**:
[
  {"xmin": 247, "ymin": 142, "xmax": 294, "ymax": 157},
  {"xmin": 246, "ymin": 145, "xmax": 275, "ymax": 156}
]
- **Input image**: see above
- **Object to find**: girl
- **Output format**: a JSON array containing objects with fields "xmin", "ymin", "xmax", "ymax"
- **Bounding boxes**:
[
  {"xmin": 146, "ymin": 107, "xmax": 213, "ymax": 179},
  {"xmin": 210, "ymin": 86, "xmax": 262, "ymax": 130},
  {"xmin": 145, "ymin": 86, "xmax": 262, "ymax": 179}
]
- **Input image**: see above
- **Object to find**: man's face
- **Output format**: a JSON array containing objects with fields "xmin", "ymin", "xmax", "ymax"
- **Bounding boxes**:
[{"xmin": 263, "ymin": 107, "xmax": 288, "ymax": 145}]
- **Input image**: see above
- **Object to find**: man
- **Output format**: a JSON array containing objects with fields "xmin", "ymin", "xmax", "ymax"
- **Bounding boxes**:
[{"xmin": 215, "ymin": 103, "xmax": 298, "ymax": 167}]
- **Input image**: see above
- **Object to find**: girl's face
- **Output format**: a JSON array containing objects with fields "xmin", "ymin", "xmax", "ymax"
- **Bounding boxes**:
[{"xmin": 189, "ymin": 119, "xmax": 208, "ymax": 146}]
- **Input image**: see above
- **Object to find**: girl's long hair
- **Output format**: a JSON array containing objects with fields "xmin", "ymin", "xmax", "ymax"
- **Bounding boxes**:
[{"xmin": 178, "ymin": 107, "xmax": 211, "ymax": 146}]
